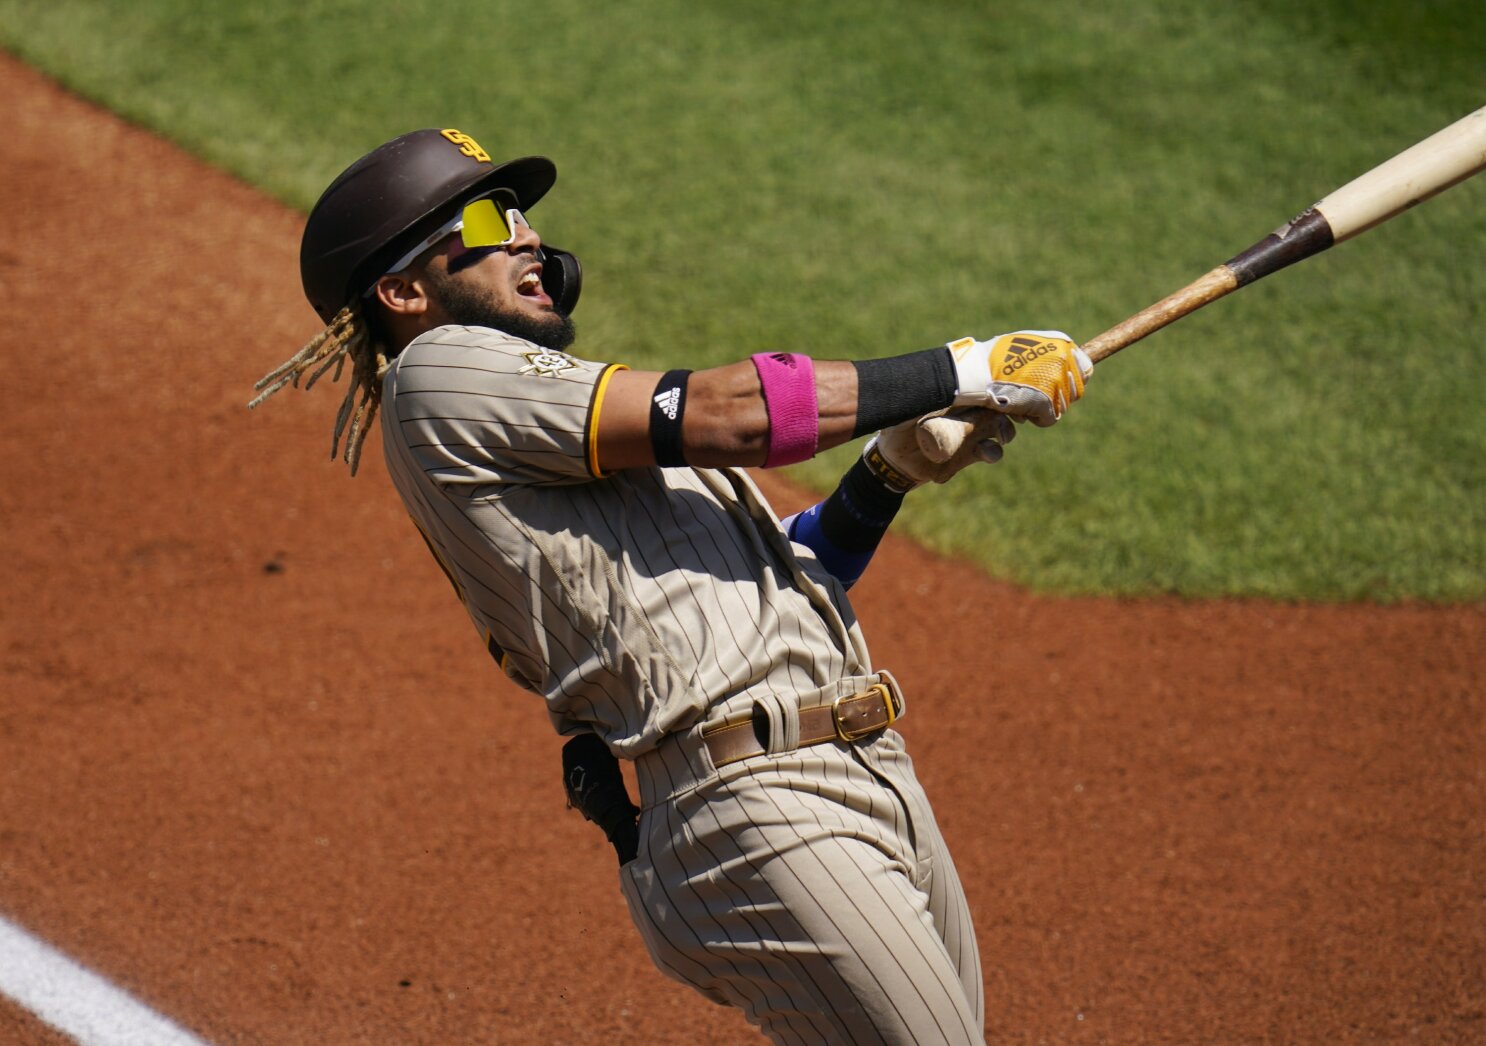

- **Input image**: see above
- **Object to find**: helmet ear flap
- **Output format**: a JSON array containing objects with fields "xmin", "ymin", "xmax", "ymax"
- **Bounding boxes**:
[{"xmin": 538, "ymin": 245, "xmax": 582, "ymax": 316}]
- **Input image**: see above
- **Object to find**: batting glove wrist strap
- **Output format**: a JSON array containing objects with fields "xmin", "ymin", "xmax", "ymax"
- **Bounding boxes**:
[{"xmin": 862, "ymin": 436, "xmax": 922, "ymax": 494}]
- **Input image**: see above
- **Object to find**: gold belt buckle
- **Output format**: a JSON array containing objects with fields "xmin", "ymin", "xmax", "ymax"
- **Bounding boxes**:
[{"xmin": 832, "ymin": 672, "xmax": 903, "ymax": 744}]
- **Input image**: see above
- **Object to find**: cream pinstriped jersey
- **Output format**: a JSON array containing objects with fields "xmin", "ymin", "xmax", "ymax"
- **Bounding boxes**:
[{"xmin": 380, "ymin": 325, "xmax": 877, "ymax": 756}]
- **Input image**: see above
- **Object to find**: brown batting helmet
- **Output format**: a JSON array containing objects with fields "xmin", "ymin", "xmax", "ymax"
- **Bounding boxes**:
[{"xmin": 299, "ymin": 129, "xmax": 562, "ymax": 323}]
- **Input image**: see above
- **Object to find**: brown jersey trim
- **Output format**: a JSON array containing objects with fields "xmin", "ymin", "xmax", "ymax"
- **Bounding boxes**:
[{"xmin": 585, "ymin": 362, "xmax": 629, "ymax": 478}]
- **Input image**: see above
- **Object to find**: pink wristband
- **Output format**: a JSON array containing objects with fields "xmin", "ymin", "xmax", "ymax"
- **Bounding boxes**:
[{"xmin": 751, "ymin": 352, "xmax": 819, "ymax": 468}]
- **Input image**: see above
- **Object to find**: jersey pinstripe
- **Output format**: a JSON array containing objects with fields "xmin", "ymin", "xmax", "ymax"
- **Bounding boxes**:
[
  {"xmin": 379, "ymin": 324, "xmax": 983, "ymax": 1042},
  {"xmin": 379, "ymin": 325, "xmax": 877, "ymax": 754},
  {"xmin": 625, "ymin": 730, "xmax": 984, "ymax": 1043}
]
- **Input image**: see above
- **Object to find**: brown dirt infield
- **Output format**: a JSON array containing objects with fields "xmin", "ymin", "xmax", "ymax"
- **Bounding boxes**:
[{"xmin": 1, "ymin": 53, "xmax": 1481, "ymax": 1044}]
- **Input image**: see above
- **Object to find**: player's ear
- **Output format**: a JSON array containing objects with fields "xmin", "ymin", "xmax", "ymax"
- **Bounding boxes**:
[{"xmin": 372, "ymin": 273, "xmax": 431, "ymax": 317}]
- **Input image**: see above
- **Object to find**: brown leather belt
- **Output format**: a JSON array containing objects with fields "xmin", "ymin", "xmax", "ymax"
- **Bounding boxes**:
[{"xmin": 702, "ymin": 671, "xmax": 904, "ymax": 769}]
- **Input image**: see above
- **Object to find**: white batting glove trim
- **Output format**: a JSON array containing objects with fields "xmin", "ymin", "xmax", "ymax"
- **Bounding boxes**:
[{"xmin": 946, "ymin": 336, "xmax": 991, "ymax": 405}]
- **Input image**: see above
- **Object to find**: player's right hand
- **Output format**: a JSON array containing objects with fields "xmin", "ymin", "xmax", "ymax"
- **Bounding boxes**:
[
  {"xmin": 864, "ymin": 408, "xmax": 1016, "ymax": 492},
  {"xmin": 948, "ymin": 330, "xmax": 1092, "ymax": 426}
]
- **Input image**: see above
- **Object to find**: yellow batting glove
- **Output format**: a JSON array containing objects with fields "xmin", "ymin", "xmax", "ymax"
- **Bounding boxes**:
[{"xmin": 948, "ymin": 330, "xmax": 1093, "ymax": 426}]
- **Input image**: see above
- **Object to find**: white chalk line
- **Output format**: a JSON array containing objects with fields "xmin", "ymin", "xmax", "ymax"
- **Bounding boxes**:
[{"xmin": 0, "ymin": 913, "xmax": 209, "ymax": 1045}]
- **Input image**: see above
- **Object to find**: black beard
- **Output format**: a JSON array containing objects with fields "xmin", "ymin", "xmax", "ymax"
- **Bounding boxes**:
[{"xmin": 427, "ymin": 271, "xmax": 576, "ymax": 352}]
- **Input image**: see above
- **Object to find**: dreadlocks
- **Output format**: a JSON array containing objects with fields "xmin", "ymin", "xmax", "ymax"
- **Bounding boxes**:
[{"xmin": 249, "ymin": 302, "xmax": 390, "ymax": 475}]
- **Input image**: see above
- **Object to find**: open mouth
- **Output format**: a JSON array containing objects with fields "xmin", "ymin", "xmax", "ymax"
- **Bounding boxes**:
[{"xmin": 517, "ymin": 269, "xmax": 544, "ymax": 297}]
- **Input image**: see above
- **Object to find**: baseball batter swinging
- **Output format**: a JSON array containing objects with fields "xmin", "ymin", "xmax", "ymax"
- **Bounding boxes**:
[{"xmin": 252, "ymin": 128, "xmax": 1091, "ymax": 1044}]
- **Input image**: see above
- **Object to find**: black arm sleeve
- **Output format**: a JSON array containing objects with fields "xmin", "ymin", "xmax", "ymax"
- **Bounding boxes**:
[{"xmin": 851, "ymin": 347, "xmax": 957, "ymax": 437}]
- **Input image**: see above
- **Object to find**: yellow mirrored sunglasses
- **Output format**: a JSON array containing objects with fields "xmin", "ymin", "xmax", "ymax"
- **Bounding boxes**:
[{"xmin": 379, "ymin": 191, "xmax": 531, "ymax": 279}]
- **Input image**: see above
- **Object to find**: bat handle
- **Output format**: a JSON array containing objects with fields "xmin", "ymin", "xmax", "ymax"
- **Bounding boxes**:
[
  {"xmin": 1081, "ymin": 201, "xmax": 1341, "ymax": 364},
  {"xmin": 1078, "ymin": 264, "xmax": 1240, "ymax": 364},
  {"xmin": 920, "ymin": 267, "xmax": 1239, "ymax": 460}
]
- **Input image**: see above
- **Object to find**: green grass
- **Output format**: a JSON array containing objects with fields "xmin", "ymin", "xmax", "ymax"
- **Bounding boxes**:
[{"xmin": 4, "ymin": 0, "xmax": 1482, "ymax": 600}]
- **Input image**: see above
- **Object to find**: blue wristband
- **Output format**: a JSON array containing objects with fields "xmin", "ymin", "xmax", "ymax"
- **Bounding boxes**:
[{"xmin": 783, "ymin": 457, "xmax": 905, "ymax": 588}]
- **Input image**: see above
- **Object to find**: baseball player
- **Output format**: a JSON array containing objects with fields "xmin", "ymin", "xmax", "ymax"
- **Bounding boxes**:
[{"xmin": 252, "ymin": 128, "xmax": 1091, "ymax": 1044}]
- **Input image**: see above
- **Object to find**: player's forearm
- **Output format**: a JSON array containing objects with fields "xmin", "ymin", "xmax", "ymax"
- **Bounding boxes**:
[
  {"xmin": 595, "ymin": 349, "xmax": 957, "ymax": 472},
  {"xmin": 680, "ymin": 359, "xmax": 860, "ymax": 467},
  {"xmin": 597, "ymin": 360, "xmax": 855, "ymax": 469}
]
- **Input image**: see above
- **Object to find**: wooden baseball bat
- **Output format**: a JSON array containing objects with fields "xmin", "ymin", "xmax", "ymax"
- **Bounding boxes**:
[
  {"xmin": 1081, "ymin": 103, "xmax": 1486, "ymax": 363},
  {"xmin": 919, "ymin": 104, "xmax": 1486, "ymax": 461}
]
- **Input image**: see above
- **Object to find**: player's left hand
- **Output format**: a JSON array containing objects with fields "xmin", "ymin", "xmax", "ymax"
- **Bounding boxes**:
[
  {"xmin": 863, "ymin": 408, "xmax": 1016, "ymax": 492},
  {"xmin": 948, "ymin": 330, "xmax": 1093, "ymax": 426}
]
